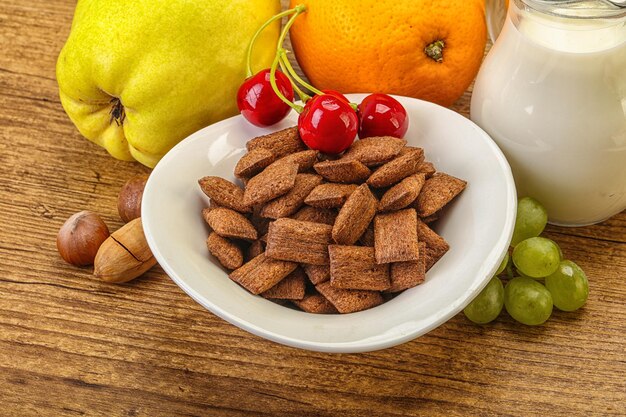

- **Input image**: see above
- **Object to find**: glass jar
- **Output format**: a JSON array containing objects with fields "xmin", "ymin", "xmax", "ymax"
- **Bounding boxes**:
[
  {"xmin": 471, "ymin": 0, "xmax": 626, "ymax": 226},
  {"xmin": 485, "ymin": 0, "xmax": 509, "ymax": 42}
]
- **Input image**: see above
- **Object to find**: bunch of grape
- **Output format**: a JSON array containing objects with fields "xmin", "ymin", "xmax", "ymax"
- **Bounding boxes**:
[{"xmin": 464, "ymin": 197, "xmax": 589, "ymax": 325}]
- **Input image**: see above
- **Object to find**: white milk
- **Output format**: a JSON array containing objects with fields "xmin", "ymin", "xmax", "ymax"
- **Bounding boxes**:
[{"xmin": 471, "ymin": 1, "xmax": 626, "ymax": 226}]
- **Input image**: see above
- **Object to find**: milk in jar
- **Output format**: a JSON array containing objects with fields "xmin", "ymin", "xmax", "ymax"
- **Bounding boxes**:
[{"xmin": 471, "ymin": 0, "xmax": 626, "ymax": 226}]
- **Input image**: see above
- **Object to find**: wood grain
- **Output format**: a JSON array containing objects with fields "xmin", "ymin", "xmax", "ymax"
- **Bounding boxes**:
[{"xmin": 1, "ymin": 1, "xmax": 625, "ymax": 416}]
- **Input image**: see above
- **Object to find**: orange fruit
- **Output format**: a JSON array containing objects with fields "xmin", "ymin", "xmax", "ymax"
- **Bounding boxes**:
[{"xmin": 289, "ymin": 0, "xmax": 487, "ymax": 107}]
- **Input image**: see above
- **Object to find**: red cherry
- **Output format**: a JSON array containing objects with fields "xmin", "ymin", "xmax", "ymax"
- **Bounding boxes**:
[
  {"xmin": 320, "ymin": 89, "xmax": 350, "ymax": 104},
  {"xmin": 298, "ymin": 94, "xmax": 359, "ymax": 155},
  {"xmin": 357, "ymin": 93, "xmax": 409, "ymax": 139},
  {"xmin": 237, "ymin": 69, "xmax": 294, "ymax": 127}
]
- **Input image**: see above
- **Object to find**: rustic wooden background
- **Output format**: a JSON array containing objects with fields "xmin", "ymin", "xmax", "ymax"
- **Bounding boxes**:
[{"xmin": 1, "ymin": 0, "xmax": 625, "ymax": 416}]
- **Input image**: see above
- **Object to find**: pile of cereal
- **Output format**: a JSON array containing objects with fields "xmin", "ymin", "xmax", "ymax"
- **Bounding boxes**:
[{"xmin": 198, "ymin": 127, "xmax": 466, "ymax": 314}]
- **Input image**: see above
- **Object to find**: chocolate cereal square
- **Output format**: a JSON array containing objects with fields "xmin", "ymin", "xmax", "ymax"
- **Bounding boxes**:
[
  {"xmin": 303, "ymin": 264, "xmax": 331, "ymax": 285},
  {"xmin": 198, "ymin": 176, "xmax": 250, "ymax": 213},
  {"xmin": 374, "ymin": 209, "xmax": 419, "ymax": 264},
  {"xmin": 261, "ymin": 268, "xmax": 307, "ymax": 300},
  {"xmin": 243, "ymin": 159, "xmax": 298, "ymax": 207},
  {"xmin": 246, "ymin": 126, "xmax": 305, "ymax": 158},
  {"xmin": 202, "ymin": 207, "xmax": 257, "ymax": 241},
  {"xmin": 291, "ymin": 206, "xmax": 337, "ymax": 225},
  {"xmin": 332, "ymin": 183, "xmax": 378, "ymax": 245},
  {"xmin": 229, "ymin": 253, "xmax": 297, "ymax": 295},
  {"xmin": 342, "ymin": 136, "xmax": 406, "ymax": 166},
  {"xmin": 367, "ymin": 147, "xmax": 425, "ymax": 188},
  {"xmin": 304, "ymin": 183, "xmax": 358, "ymax": 208},
  {"xmin": 414, "ymin": 172, "xmax": 467, "ymax": 217},
  {"xmin": 277, "ymin": 150, "xmax": 319, "ymax": 173},
  {"xmin": 245, "ymin": 239, "xmax": 265, "ymax": 262},
  {"xmin": 417, "ymin": 161, "xmax": 436, "ymax": 178},
  {"xmin": 234, "ymin": 148, "xmax": 275, "ymax": 179},
  {"xmin": 314, "ymin": 159, "xmax": 371, "ymax": 184},
  {"xmin": 316, "ymin": 281, "xmax": 383, "ymax": 314},
  {"xmin": 206, "ymin": 232, "xmax": 244, "ymax": 270},
  {"xmin": 261, "ymin": 173, "xmax": 323, "ymax": 219},
  {"xmin": 249, "ymin": 206, "xmax": 271, "ymax": 235},
  {"xmin": 266, "ymin": 218, "xmax": 333, "ymax": 265},
  {"xmin": 292, "ymin": 292, "xmax": 338, "ymax": 314},
  {"xmin": 416, "ymin": 219, "xmax": 450, "ymax": 271},
  {"xmin": 388, "ymin": 242, "xmax": 427, "ymax": 292},
  {"xmin": 358, "ymin": 222, "xmax": 375, "ymax": 247},
  {"xmin": 421, "ymin": 212, "xmax": 440, "ymax": 224},
  {"xmin": 329, "ymin": 245, "xmax": 391, "ymax": 291},
  {"xmin": 378, "ymin": 173, "xmax": 426, "ymax": 212}
]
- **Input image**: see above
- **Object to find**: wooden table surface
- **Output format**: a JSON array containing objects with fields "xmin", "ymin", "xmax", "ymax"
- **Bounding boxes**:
[{"xmin": 1, "ymin": 1, "xmax": 625, "ymax": 416}]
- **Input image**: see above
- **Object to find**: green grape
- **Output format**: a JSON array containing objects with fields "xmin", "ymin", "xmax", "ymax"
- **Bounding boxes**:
[
  {"xmin": 511, "ymin": 197, "xmax": 548, "ymax": 246},
  {"xmin": 464, "ymin": 277, "xmax": 504, "ymax": 324},
  {"xmin": 517, "ymin": 268, "xmax": 543, "ymax": 280},
  {"xmin": 496, "ymin": 252, "xmax": 509, "ymax": 275},
  {"xmin": 504, "ymin": 277, "xmax": 553, "ymax": 325},
  {"xmin": 546, "ymin": 238, "xmax": 564, "ymax": 260},
  {"xmin": 515, "ymin": 269, "xmax": 532, "ymax": 279},
  {"xmin": 512, "ymin": 237, "xmax": 561, "ymax": 278},
  {"xmin": 545, "ymin": 260, "xmax": 589, "ymax": 311}
]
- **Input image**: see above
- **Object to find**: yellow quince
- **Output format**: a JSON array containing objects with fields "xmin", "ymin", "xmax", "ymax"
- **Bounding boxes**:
[{"xmin": 57, "ymin": 0, "xmax": 280, "ymax": 167}]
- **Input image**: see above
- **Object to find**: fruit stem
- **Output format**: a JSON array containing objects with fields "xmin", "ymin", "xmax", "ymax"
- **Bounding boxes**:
[
  {"xmin": 271, "ymin": 52, "xmax": 303, "ymax": 113},
  {"xmin": 245, "ymin": 6, "xmax": 303, "ymax": 78},
  {"xmin": 279, "ymin": 58, "xmax": 310, "ymax": 102},
  {"xmin": 277, "ymin": 4, "xmax": 306, "ymax": 49},
  {"xmin": 270, "ymin": 5, "xmax": 324, "ymax": 101},
  {"xmin": 506, "ymin": 260, "xmax": 515, "ymax": 279},
  {"xmin": 279, "ymin": 50, "xmax": 324, "ymax": 98},
  {"xmin": 280, "ymin": 50, "xmax": 357, "ymax": 111},
  {"xmin": 425, "ymin": 40, "xmax": 445, "ymax": 63},
  {"xmin": 268, "ymin": 6, "xmax": 306, "ymax": 113}
]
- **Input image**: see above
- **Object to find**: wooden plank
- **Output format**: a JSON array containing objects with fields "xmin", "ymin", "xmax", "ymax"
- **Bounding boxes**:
[{"xmin": 0, "ymin": 0, "xmax": 624, "ymax": 416}]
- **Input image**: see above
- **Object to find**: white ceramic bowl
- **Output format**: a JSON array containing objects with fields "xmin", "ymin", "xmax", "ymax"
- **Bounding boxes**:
[{"xmin": 142, "ymin": 94, "xmax": 516, "ymax": 353}]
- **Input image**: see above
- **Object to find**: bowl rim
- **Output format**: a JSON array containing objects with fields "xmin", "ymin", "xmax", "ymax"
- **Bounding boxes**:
[{"xmin": 142, "ymin": 94, "xmax": 517, "ymax": 353}]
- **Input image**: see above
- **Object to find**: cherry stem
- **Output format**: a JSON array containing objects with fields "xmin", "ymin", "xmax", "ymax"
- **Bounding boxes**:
[
  {"xmin": 245, "ymin": 7, "xmax": 301, "ymax": 78},
  {"xmin": 279, "ymin": 50, "xmax": 324, "ymax": 97},
  {"xmin": 277, "ymin": 4, "xmax": 306, "ymax": 49},
  {"xmin": 279, "ymin": 59, "xmax": 310, "ymax": 102},
  {"xmin": 281, "ymin": 50, "xmax": 358, "ymax": 111},
  {"xmin": 271, "ymin": 52, "xmax": 303, "ymax": 113},
  {"xmin": 268, "ymin": 6, "xmax": 306, "ymax": 113}
]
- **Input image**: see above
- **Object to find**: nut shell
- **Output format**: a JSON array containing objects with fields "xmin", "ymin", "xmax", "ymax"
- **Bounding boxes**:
[
  {"xmin": 94, "ymin": 218, "xmax": 156, "ymax": 283},
  {"xmin": 57, "ymin": 211, "xmax": 110, "ymax": 266},
  {"xmin": 117, "ymin": 175, "xmax": 148, "ymax": 223}
]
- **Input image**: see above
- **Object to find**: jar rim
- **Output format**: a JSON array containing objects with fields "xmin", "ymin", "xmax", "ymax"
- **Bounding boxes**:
[{"xmin": 516, "ymin": 0, "xmax": 626, "ymax": 19}]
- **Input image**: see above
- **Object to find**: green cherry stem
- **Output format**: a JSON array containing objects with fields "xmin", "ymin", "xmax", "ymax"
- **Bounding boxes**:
[
  {"xmin": 245, "ymin": 7, "xmax": 301, "ymax": 78},
  {"xmin": 268, "ymin": 5, "xmax": 306, "ymax": 113},
  {"xmin": 279, "ymin": 50, "xmax": 322, "ymax": 97},
  {"xmin": 271, "ymin": 52, "xmax": 303, "ymax": 113},
  {"xmin": 277, "ymin": 4, "xmax": 306, "ymax": 49},
  {"xmin": 279, "ymin": 59, "xmax": 310, "ymax": 102},
  {"xmin": 281, "ymin": 51, "xmax": 358, "ymax": 111}
]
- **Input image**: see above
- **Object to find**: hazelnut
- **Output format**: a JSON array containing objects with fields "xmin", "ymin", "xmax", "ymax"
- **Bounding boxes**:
[
  {"xmin": 117, "ymin": 174, "xmax": 148, "ymax": 223},
  {"xmin": 57, "ymin": 211, "xmax": 110, "ymax": 266},
  {"xmin": 94, "ymin": 217, "xmax": 156, "ymax": 283}
]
